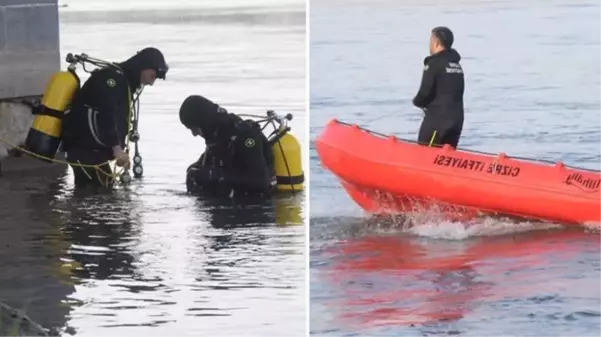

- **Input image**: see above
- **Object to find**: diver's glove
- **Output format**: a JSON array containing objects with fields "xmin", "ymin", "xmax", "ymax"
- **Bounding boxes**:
[
  {"xmin": 186, "ymin": 166, "xmax": 225, "ymax": 186},
  {"xmin": 186, "ymin": 154, "xmax": 207, "ymax": 174},
  {"xmin": 186, "ymin": 162, "xmax": 201, "ymax": 174}
]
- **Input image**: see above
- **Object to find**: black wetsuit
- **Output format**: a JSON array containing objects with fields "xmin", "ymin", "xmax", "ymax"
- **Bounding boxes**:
[
  {"xmin": 61, "ymin": 66, "xmax": 133, "ymax": 187},
  {"xmin": 186, "ymin": 114, "xmax": 275, "ymax": 198},
  {"xmin": 413, "ymin": 48, "xmax": 465, "ymax": 148}
]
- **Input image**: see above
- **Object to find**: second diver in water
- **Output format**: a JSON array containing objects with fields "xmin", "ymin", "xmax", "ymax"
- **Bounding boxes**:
[{"xmin": 179, "ymin": 95, "xmax": 276, "ymax": 198}]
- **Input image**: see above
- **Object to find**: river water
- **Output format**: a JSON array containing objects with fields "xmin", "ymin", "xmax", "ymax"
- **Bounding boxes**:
[
  {"xmin": 0, "ymin": 1, "xmax": 306, "ymax": 336},
  {"xmin": 309, "ymin": 0, "xmax": 600, "ymax": 336}
]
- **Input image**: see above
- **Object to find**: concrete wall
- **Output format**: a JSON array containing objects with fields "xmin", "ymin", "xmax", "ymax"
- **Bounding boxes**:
[
  {"xmin": 0, "ymin": 0, "xmax": 60, "ymax": 100},
  {"xmin": 0, "ymin": 0, "xmax": 65, "ymax": 175}
]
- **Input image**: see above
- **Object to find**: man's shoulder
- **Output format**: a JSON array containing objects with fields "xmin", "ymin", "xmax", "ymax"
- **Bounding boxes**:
[
  {"xmin": 423, "ymin": 54, "xmax": 447, "ymax": 72},
  {"xmin": 443, "ymin": 59, "xmax": 464, "ymax": 75},
  {"xmin": 89, "ymin": 66, "xmax": 128, "ymax": 87},
  {"xmin": 232, "ymin": 120, "xmax": 264, "ymax": 149},
  {"xmin": 430, "ymin": 51, "xmax": 464, "ymax": 75},
  {"xmin": 234, "ymin": 119, "xmax": 262, "ymax": 133}
]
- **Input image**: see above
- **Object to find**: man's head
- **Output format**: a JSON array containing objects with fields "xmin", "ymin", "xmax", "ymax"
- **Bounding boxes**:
[
  {"xmin": 429, "ymin": 26, "xmax": 454, "ymax": 55},
  {"xmin": 179, "ymin": 95, "xmax": 228, "ymax": 138},
  {"xmin": 121, "ymin": 47, "xmax": 168, "ymax": 88}
]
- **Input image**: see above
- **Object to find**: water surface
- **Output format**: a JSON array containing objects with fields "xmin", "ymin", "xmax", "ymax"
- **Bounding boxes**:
[
  {"xmin": 309, "ymin": 0, "xmax": 600, "ymax": 335},
  {"xmin": 0, "ymin": 1, "xmax": 306, "ymax": 335}
]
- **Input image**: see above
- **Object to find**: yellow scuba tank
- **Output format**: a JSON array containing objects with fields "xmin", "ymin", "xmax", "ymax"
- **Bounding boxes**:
[
  {"xmin": 24, "ymin": 69, "xmax": 80, "ymax": 162},
  {"xmin": 272, "ymin": 132, "xmax": 304, "ymax": 192}
]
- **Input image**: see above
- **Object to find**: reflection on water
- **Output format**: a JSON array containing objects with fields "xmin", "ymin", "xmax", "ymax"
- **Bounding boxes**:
[
  {"xmin": 309, "ymin": 0, "xmax": 600, "ymax": 335},
  {"xmin": 0, "ymin": 172, "xmax": 75, "ymax": 336},
  {"xmin": 0, "ymin": 170, "xmax": 304, "ymax": 336},
  {"xmin": 311, "ymin": 217, "xmax": 600, "ymax": 336}
]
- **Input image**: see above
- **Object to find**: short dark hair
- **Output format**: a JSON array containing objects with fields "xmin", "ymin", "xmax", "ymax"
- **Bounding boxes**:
[{"xmin": 432, "ymin": 26, "xmax": 454, "ymax": 49}]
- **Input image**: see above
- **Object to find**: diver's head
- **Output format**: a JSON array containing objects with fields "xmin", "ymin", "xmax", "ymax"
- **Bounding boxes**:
[
  {"xmin": 120, "ymin": 47, "xmax": 168, "ymax": 88},
  {"xmin": 179, "ymin": 95, "xmax": 228, "ymax": 138},
  {"xmin": 430, "ymin": 26, "xmax": 454, "ymax": 55},
  {"xmin": 137, "ymin": 47, "xmax": 168, "ymax": 85}
]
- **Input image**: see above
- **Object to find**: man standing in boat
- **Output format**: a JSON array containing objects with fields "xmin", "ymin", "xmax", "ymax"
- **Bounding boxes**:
[{"xmin": 412, "ymin": 26, "xmax": 465, "ymax": 148}]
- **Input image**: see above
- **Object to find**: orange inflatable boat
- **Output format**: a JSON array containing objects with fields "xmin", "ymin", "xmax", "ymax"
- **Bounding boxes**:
[{"xmin": 315, "ymin": 119, "xmax": 601, "ymax": 226}]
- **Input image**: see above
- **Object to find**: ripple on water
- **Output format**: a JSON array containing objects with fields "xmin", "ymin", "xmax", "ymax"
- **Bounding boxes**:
[
  {"xmin": 0, "ymin": 0, "xmax": 306, "ymax": 335},
  {"xmin": 309, "ymin": 0, "xmax": 600, "ymax": 336}
]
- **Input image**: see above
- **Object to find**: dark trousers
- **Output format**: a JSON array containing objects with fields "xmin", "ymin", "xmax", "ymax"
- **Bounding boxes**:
[
  {"xmin": 417, "ymin": 117, "xmax": 463, "ymax": 148},
  {"xmin": 66, "ymin": 148, "xmax": 114, "ymax": 188}
]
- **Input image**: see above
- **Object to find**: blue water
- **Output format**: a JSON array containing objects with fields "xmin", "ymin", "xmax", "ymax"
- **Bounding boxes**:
[{"xmin": 309, "ymin": 0, "xmax": 601, "ymax": 336}]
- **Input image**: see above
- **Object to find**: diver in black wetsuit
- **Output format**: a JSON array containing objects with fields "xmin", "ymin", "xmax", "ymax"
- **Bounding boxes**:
[
  {"xmin": 61, "ymin": 47, "xmax": 168, "ymax": 188},
  {"xmin": 413, "ymin": 26, "xmax": 465, "ymax": 148},
  {"xmin": 179, "ymin": 95, "xmax": 276, "ymax": 198}
]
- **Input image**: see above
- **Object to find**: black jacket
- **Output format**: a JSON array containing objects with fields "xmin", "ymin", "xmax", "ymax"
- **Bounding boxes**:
[
  {"xmin": 61, "ymin": 48, "xmax": 166, "ymax": 156},
  {"xmin": 412, "ymin": 48, "xmax": 465, "ymax": 124},
  {"xmin": 62, "ymin": 66, "xmax": 132, "ymax": 156},
  {"xmin": 186, "ymin": 114, "xmax": 275, "ymax": 197}
]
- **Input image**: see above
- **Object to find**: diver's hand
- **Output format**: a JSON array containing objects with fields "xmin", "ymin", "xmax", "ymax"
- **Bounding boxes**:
[
  {"xmin": 187, "ymin": 161, "xmax": 203, "ymax": 174},
  {"xmin": 112, "ymin": 146, "xmax": 131, "ymax": 169},
  {"xmin": 187, "ymin": 166, "xmax": 224, "ymax": 184}
]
